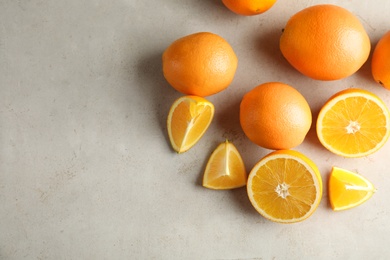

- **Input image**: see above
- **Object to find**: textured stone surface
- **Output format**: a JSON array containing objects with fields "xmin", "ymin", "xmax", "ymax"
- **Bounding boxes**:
[{"xmin": 1, "ymin": 0, "xmax": 389, "ymax": 259}]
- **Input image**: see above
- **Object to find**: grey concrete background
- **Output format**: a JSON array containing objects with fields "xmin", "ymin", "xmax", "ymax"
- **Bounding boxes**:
[{"xmin": 1, "ymin": 0, "xmax": 390, "ymax": 259}]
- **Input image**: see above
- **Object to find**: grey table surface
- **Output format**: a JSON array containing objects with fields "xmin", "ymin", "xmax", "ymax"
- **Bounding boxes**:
[{"xmin": 1, "ymin": 0, "xmax": 390, "ymax": 259}]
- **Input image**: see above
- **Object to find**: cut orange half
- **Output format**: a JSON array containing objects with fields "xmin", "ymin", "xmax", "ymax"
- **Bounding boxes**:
[
  {"xmin": 247, "ymin": 150, "xmax": 323, "ymax": 223},
  {"xmin": 203, "ymin": 140, "xmax": 247, "ymax": 190},
  {"xmin": 329, "ymin": 167, "xmax": 376, "ymax": 211},
  {"xmin": 167, "ymin": 95, "xmax": 214, "ymax": 153},
  {"xmin": 317, "ymin": 88, "xmax": 390, "ymax": 157}
]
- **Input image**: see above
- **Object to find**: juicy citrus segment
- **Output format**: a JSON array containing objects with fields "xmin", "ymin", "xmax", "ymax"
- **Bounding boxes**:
[
  {"xmin": 167, "ymin": 96, "xmax": 214, "ymax": 153},
  {"xmin": 222, "ymin": 0, "xmax": 277, "ymax": 16},
  {"xmin": 329, "ymin": 167, "xmax": 376, "ymax": 211},
  {"xmin": 203, "ymin": 140, "xmax": 247, "ymax": 190},
  {"xmin": 317, "ymin": 88, "xmax": 390, "ymax": 157},
  {"xmin": 247, "ymin": 150, "xmax": 323, "ymax": 223}
]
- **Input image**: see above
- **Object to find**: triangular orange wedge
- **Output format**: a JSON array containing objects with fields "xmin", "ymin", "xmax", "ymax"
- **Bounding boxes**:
[
  {"xmin": 203, "ymin": 140, "xmax": 247, "ymax": 190},
  {"xmin": 247, "ymin": 150, "xmax": 322, "ymax": 223},
  {"xmin": 167, "ymin": 95, "xmax": 214, "ymax": 153},
  {"xmin": 316, "ymin": 88, "xmax": 390, "ymax": 157},
  {"xmin": 329, "ymin": 167, "xmax": 376, "ymax": 211}
]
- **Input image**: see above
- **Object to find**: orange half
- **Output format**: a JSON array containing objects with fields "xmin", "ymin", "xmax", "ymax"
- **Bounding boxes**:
[
  {"xmin": 247, "ymin": 150, "xmax": 323, "ymax": 223},
  {"xmin": 317, "ymin": 88, "xmax": 390, "ymax": 157}
]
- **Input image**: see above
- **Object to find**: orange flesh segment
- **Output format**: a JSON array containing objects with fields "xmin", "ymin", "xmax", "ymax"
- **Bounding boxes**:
[
  {"xmin": 168, "ymin": 96, "xmax": 214, "ymax": 153},
  {"xmin": 329, "ymin": 167, "xmax": 376, "ymax": 211},
  {"xmin": 203, "ymin": 141, "xmax": 247, "ymax": 190}
]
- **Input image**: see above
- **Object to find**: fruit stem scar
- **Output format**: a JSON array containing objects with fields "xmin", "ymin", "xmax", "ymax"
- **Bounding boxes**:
[
  {"xmin": 346, "ymin": 121, "xmax": 360, "ymax": 134},
  {"xmin": 275, "ymin": 182, "xmax": 289, "ymax": 199}
]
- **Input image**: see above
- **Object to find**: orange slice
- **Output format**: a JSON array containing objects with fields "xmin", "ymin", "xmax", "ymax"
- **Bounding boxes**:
[
  {"xmin": 203, "ymin": 140, "xmax": 247, "ymax": 190},
  {"xmin": 167, "ymin": 95, "xmax": 214, "ymax": 153},
  {"xmin": 329, "ymin": 167, "xmax": 376, "ymax": 211},
  {"xmin": 247, "ymin": 150, "xmax": 322, "ymax": 223},
  {"xmin": 316, "ymin": 88, "xmax": 390, "ymax": 158}
]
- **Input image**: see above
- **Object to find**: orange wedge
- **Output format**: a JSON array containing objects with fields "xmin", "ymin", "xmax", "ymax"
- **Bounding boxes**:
[
  {"xmin": 203, "ymin": 140, "xmax": 247, "ymax": 190},
  {"xmin": 329, "ymin": 167, "xmax": 376, "ymax": 211},
  {"xmin": 317, "ymin": 88, "xmax": 390, "ymax": 158},
  {"xmin": 247, "ymin": 150, "xmax": 322, "ymax": 223},
  {"xmin": 167, "ymin": 95, "xmax": 214, "ymax": 153}
]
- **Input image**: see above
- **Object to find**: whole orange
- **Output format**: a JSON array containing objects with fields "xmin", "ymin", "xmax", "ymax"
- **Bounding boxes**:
[
  {"xmin": 162, "ymin": 32, "xmax": 238, "ymax": 97},
  {"xmin": 372, "ymin": 31, "xmax": 390, "ymax": 90},
  {"xmin": 222, "ymin": 0, "xmax": 277, "ymax": 16},
  {"xmin": 280, "ymin": 4, "xmax": 371, "ymax": 81},
  {"xmin": 240, "ymin": 82, "xmax": 312, "ymax": 150}
]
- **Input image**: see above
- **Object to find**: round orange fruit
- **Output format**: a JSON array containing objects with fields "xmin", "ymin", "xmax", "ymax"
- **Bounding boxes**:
[
  {"xmin": 240, "ymin": 82, "xmax": 312, "ymax": 150},
  {"xmin": 280, "ymin": 4, "xmax": 371, "ymax": 81},
  {"xmin": 372, "ymin": 31, "xmax": 390, "ymax": 90},
  {"xmin": 222, "ymin": 0, "xmax": 277, "ymax": 16},
  {"xmin": 162, "ymin": 32, "xmax": 238, "ymax": 97}
]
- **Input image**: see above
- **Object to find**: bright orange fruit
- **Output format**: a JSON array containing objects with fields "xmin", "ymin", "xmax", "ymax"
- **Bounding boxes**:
[
  {"xmin": 316, "ymin": 88, "xmax": 390, "ymax": 157},
  {"xmin": 162, "ymin": 32, "xmax": 238, "ymax": 97},
  {"xmin": 240, "ymin": 82, "xmax": 312, "ymax": 150},
  {"xmin": 372, "ymin": 31, "xmax": 390, "ymax": 89},
  {"xmin": 203, "ymin": 140, "xmax": 247, "ymax": 190},
  {"xmin": 280, "ymin": 4, "xmax": 371, "ymax": 80},
  {"xmin": 247, "ymin": 150, "xmax": 323, "ymax": 223},
  {"xmin": 222, "ymin": 0, "xmax": 277, "ymax": 16},
  {"xmin": 329, "ymin": 167, "xmax": 376, "ymax": 211},
  {"xmin": 167, "ymin": 96, "xmax": 214, "ymax": 153}
]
